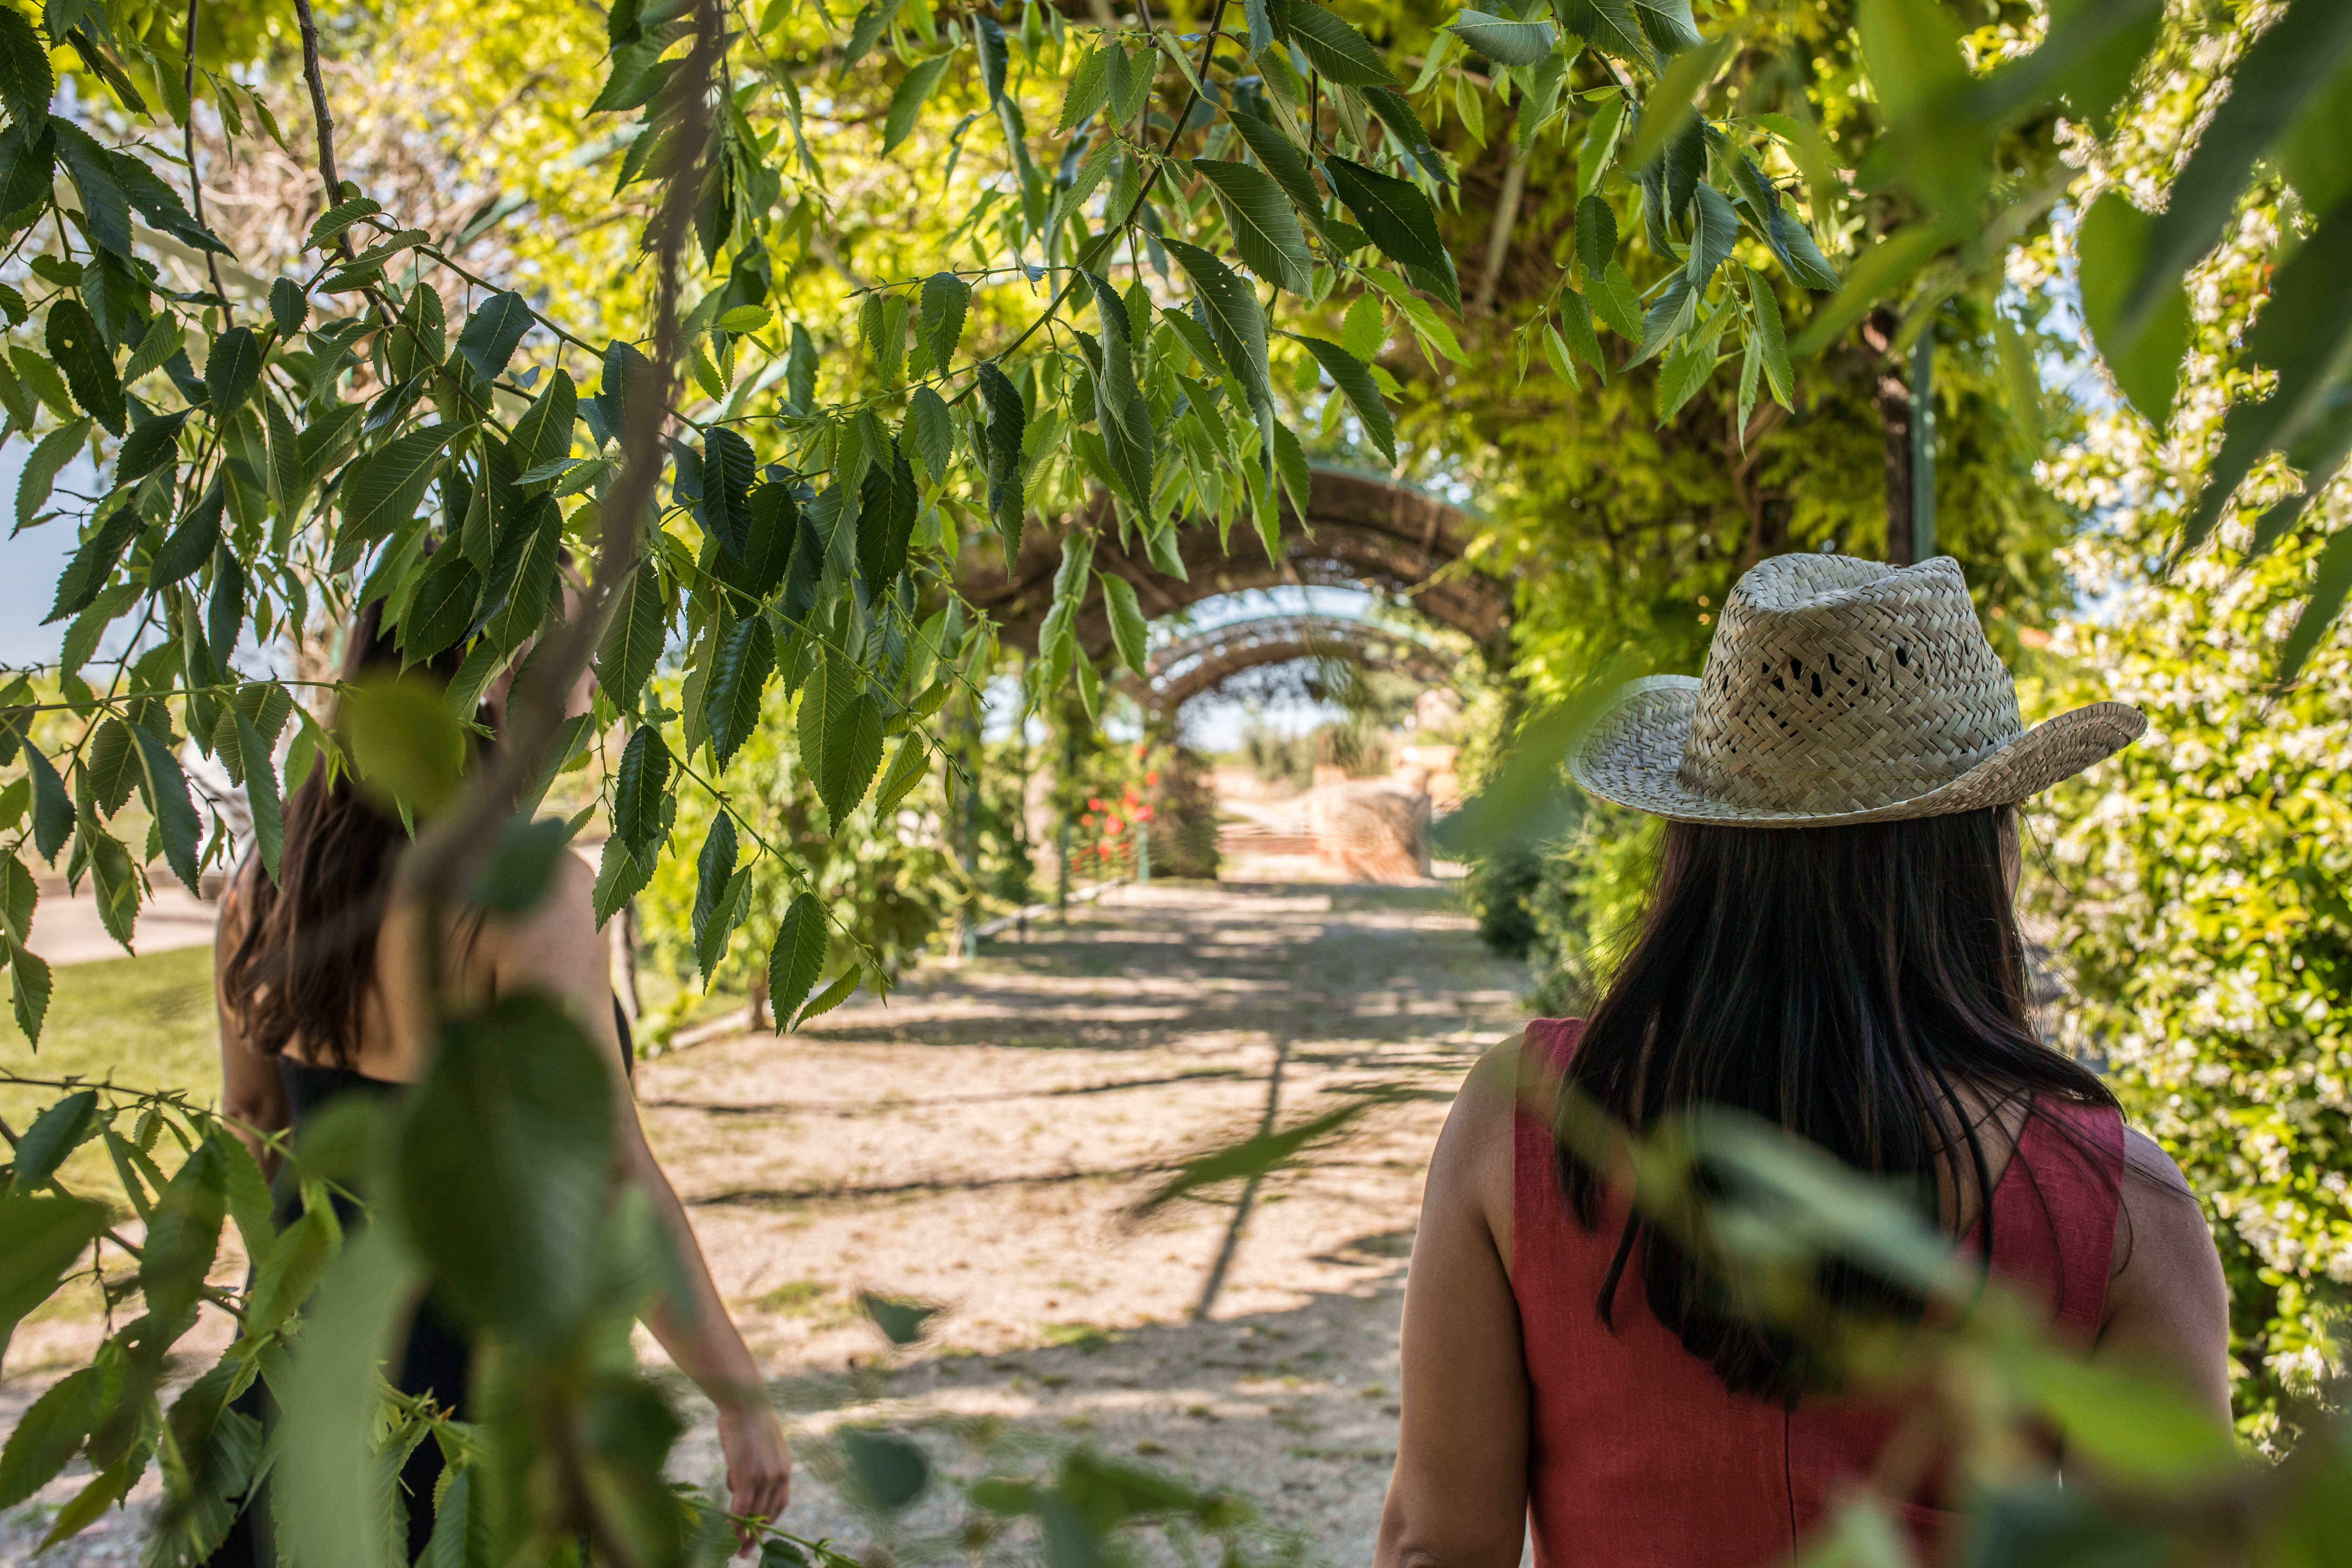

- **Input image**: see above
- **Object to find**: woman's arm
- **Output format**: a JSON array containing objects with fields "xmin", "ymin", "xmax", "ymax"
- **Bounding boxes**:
[
  {"xmin": 492, "ymin": 853, "xmax": 792, "ymax": 1538},
  {"xmin": 215, "ymin": 869, "xmax": 290, "ymax": 1176},
  {"xmin": 2094, "ymin": 1128, "xmax": 2233, "ymax": 1422},
  {"xmin": 1376, "ymin": 1045, "xmax": 1531, "ymax": 1568}
]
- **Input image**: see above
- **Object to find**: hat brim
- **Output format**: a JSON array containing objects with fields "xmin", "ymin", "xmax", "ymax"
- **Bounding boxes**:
[{"xmin": 1566, "ymin": 676, "xmax": 2147, "ymax": 827}]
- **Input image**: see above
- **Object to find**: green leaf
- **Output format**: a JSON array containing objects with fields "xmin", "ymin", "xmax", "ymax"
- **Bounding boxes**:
[
  {"xmin": 1099, "ymin": 571, "xmax": 1150, "ymax": 674},
  {"xmin": 717, "ymin": 481, "xmax": 799, "ymax": 601},
  {"xmin": 150, "ymin": 474, "xmax": 226, "ymax": 589},
  {"xmin": 973, "ymin": 12, "xmax": 1008, "ymax": 103},
  {"xmin": 271, "ymin": 1226, "xmax": 413, "ymax": 1568},
  {"xmin": 1447, "ymin": 9, "xmax": 1558, "ymax": 65},
  {"xmin": 704, "ymin": 613, "xmax": 775, "ymax": 769},
  {"xmin": 340, "ymin": 424, "xmax": 457, "ymax": 553},
  {"xmin": 766, "ymin": 892, "xmax": 828, "ymax": 1027},
  {"xmin": 1060, "ymin": 43, "xmax": 1113, "ymax": 133},
  {"xmin": 23, "ymin": 745, "xmax": 71, "ymax": 863},
  {"xmin": 1324, "ymin": 158, "xmax": 1461, "ymax": 312},
  {"xmin": 612, "ymin": 724, "xmax": 672, "ymax": 858},
  {"xmin": 0, "ymin": 1194, "xmax": 109, "ymax": 1360},
  {"xmin": 975, "ymin": 363, "xmax": 1027, "ymax": 548},
  {"xmin": 873, "ymin": 734, "xmax": 930, "ymax": 816},
  {"xmin": 1272, "ymin": 418, "xmax": 1311, "ymax": 517},
  {"xmin": 245, "ymin": 1203, "xmax": 338, "ymax": 1338},
  {"xmin": 233, "ymin": 710, "xmax": 284, "ymax": 883},
  {"xmin": 2076, "ymin": 192, "xmax": 2189, "ymax": 430},
  {"xmin": 344, "ymin": 673, "xmax": 467, "ymax": 817},
  {"xmin": 0, "ymin": 4, "xmax": 52, "ymax": 137},
  {"xmin": 17, "ymin": 417, "xmax": 90, "ymax": 530},
  {"xmin": 1556, "ymin": 290, "xmax": 1608, "ymax": 383},
  {"xmin": 594, "ymin": 559, "xmax": 667, "ymax": 711},
  {"xmin": 50, "ymin": 122, "xmax": 128, "ymax": 259},
  {"xmin": 306, "ymin": 195, "xmax": 382, "ymax": 251},
  {"xmin": 909, "ymin": 386, "xmax": 954, "ymax": 483},
  {"xmin": 1291, "ymin": 334, "xmax": 1395, "ymax": 465},
  {"xmin": 269, "ymin": 277, "xmax": 309, "ymax": 336},
  {"xmin": 1283, "ymin": 0, "xmax": 1396, "ymax": 86},
  {"xmin": 114, "ymin": 409, "xmax": 187, "ymax": 485},
  {"xmin": 1193, "ymin": 159, "xmax": 1313, "ymax": 294},
  {"xmin": 7, "ymin": 937, "xmax": 48, "ymax": 1044},
  {"xmin": 140, "ymin": 1137, "xmax": 227, "ymax": 1324},
  {"xmin": 510, "ymin": 368, "xmax": 578, "ymax": 476},
  {"xmin": 1162, "ymin": 237, "xmax": 1274, "ymax": 412},
  {"xmin": 799, "ymin": 652, "xmax": 886, "ymax": 823},
  {"xmin": 204, "ymin": 326, "xmax": 263, "ymax": 413},
  {"xmin": 883, "ymin": 53, "xmax": 955, "ymax": 155},
  {"xmin": 0, "ymin": 1367, "xmax": 96, "ymax": 1512},
  {"xmin": 1748, "ymin": 267, "xmax": 1793, "ymax": 408},
  {"xmin": 399, "ymin": 546, "xmax": 482, "ymax": 663},
  {"xmin": 9, "ymin": 1091, "xmax": 95, "ymax": 1194},
  {"xmin": 796, "ymin": 967, "xmax": 861, "ymax": 1028},
  {"xmin": 592, "ymin": 827, "xmax": 662, "ymax": 927},
  {"xmin": 45, "ymin": 299, "xmax": 121, "ymax": 435},
  {"xmin": 698, "ymin": 426, "xmax": 757, "ymax": 561},
  {"xmin": 919, "ymin": 271, "xmax": 969, "ymax": 375},
  {"xmin": 690, "ymin": 814, "xmax": 740, "ymax": 981},
  {"xmin": 1557, "ymin": 0, "xmax": 1654, "ymax": 69},
  {"xmin": 858, "ymin": 447, "xmax": 919, "ymax": 591},
  {"xmin": 1226, "ymin": 109, "xmax": 1325, "ymax": 229},
  {"xmin": 1731, "ymin": 152, "xmax": 1839, "ymax": 290},
  {"xmin": 456, "ymin": 290, "xmax": 533, "ymax": 381},
  {"xmin": 397, "ymin": 993, "xmax": 615, "ymax": 1338},
  {"xmin": 129, "ymin": 722, "xmax": 203, "ymax": 897},
  {"xmin": 1685, "ymin": 182, "xmax": 1738, "ymax": 289}
]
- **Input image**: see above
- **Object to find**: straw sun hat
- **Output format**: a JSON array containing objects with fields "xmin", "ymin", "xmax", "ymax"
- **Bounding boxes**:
[{"xmin": 1567, "ymin": 554, "xmax": 2145, "ymax": 827}]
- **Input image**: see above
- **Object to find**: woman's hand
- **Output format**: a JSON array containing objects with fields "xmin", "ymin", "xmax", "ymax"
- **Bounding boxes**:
[{"xmin": 717, "ymin": 1401, "xmax": 793, "ymax": 1554}]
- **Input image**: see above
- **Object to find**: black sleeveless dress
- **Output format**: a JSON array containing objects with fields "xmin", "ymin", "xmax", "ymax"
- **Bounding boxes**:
[{"xmin": 204, "ymin": 1004, "xmax": 634, "ymax": 1566}]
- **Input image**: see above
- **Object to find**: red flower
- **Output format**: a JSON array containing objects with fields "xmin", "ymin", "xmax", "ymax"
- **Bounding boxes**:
[
  {"xmin": 1145, "ymin": 770, "xmax": 1160, "ymax": 786},
  {"xmin": 1105, "ymin": 816, "xmax": 1123, "ymax": 834},
  {"xmin": 1138, "ymin": 805, "xmax": 1155, "ymax": 821},
  {"xmin": 1081, "ymin": 812, "xmax": 1096, "ymax": 828},
  {"xmin": 1087, "ymin": 797, "xmax": 1103, "ymax": 811}
]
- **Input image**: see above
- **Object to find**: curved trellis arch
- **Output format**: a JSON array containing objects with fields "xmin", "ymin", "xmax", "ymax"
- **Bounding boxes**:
[
  {"xmin": 959, "ymin": 466, "xmax": 1511, "ymax": 663},
  {"xmin": 1120, "ymin": 613, "xmax": 1460, "ymax": 720}
]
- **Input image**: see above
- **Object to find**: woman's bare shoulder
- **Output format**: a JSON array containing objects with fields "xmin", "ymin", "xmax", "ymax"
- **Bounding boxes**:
[{"xmin": 1427, "ymin": 1039, "xmax": 1536, "ymax": 1260}]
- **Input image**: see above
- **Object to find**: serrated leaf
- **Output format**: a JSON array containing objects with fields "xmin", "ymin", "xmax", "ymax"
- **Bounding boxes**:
[
  {"xmin": 698, "ymin": 427, "xmax": 757, "ymax": 561},
  {"xmin": 270, "ymin": 277, "xmax": 308, "ymax": 336},
  {"xmin": 704, "ymin": 613, "xmax": 775, "ymax": 769},
  {"xmin": 873, "ymin": 734, "xmax": 930, "ymax": 816},
  {"xmin": 975, "ymin": 363, "xmax": 1026, "ymax": 548},
  {"xmin": 0, "ymin": 4, "xmax": 52, "ymax": 138},
  {"xmin": 973, "ymin": 13, "xmax": 1008, "ymax": 103},
  {"xmin": 0, "ymin": 1367, "xmax": 94, "ymax": 1512},
  {"xmin": 718, "ymin": 481, "xmax": 798, "ymax": 601},
  {"xmin": 691, "ymin": 813, "xmax": 740, "ymax": 973},
  {"xmin": 920, "ymin": 271, "xmax": 969, "ymax": 374},
  {"xmin": 1625, "ymin": 26, "xmax": 1740, "ymax": 171},
  {"xmin": 456, "ymin": 290, "xmax": 533, "ymax": 381},
  {"xmin": 1588, "ymin": 259, "xmax": 1646, "ymax": 340},
  {"xmin": 205, "ymin": 326, "xmax": 263, "ymax": 413},
  {"xmin": 16, "ymin": 418, "xmax": 89, "ymax": 531},
  {"xmin": 1557, "ymin": 290, "xmax": 1608, "ymax": 383},
  {"xmin": 795, "ymin": 968, "xmax": 860, "ymax": 1028},
  {"xmin": 115, "ymin": 410, "xmax": 188, "ymax": 485},
  {"xmin": 1291, "ymin": 335, "xmax": 1395, "ymax": 465},
  {"xmin": 1447, "ymin": 9, "xmax": 1557, "ymax": 66},
  {"xmin": 1060, "ymin": 43, "xmax": 1113, "ymax": 132},
  {"xmin": 799, "ymin": 653, "xmax": 886, "ymax": 823},
  {"xmin": 909, "ymin": 386, "xmax": 954, "ymax": 483},
  {"xmin": 1283, "ymin": 1, "xmax": 1396, "ymax": 86},
  {"xmin": 1193, "ymin": 159, "xmax": 1312, "ymax": 294},
  {"xmin": 1099, "ymin": 571, "xmax": 1149, "ymax": 674},
  {"xmin": 1748, "ymin": 268, "xmax": 1793, "ymax": 407},
  {"xmin": 1558, "ymin": 0, "xmax": 1653, "ymax": 68},
  {"xmin": 399, "ymin": 546, "xmax": 482, "ymax": 662},
  {"xmin": 23, "ymin": 746, "xmax": 71, "ymax": 863},
  {"xmin": 767, "ymin": 892, "xmax": 828, "ymax": 1026},
  {"xmin": 340, "ymin": 424, "xmax": 456, "ymax": 551},
  {"xmin": 592, "ymin": 824, "xmax": 661, "ymax": 927},
  {"xmin": 1324, "ymin": 158, "xmax": 1460, "ymax": 311},
  {"xmin": 150, "ymin": 474, "xmax": 225, "ymax": 588},
  {"xmin": 594, "ymin": 560, "xmax": 666, "ymax": 712},
  {"xmin": 307, "ymin": 195, "xmax": 382, "ymax": 251},
  {"xmin": 234, "ymin": 710, "xmax": 284, "ymax": 883},
  {"xmin": 884, "ymin": 54, "xmax": 954, "ymax": 155},
  {"xmin": 127, "ymin": 724, "xmax": 201, "ymax": 897},
  {"xmin": 1227, "ymin": 109, "xmax": 1325, "ymax": 227},
  {"xmin": 612, "ymin": 724, "xmax": 672, "ymax": 858},
  {"xmin": 1685, "ymin": 182, "xmax": 1738, "ymax": 289},
  {"xmin": 46, "ymin": 300, "xmax": 121, "ymax": 435},
  {"xmin": 1162, "ymin": 238, "xmax": 1273, "ymax": 413}
]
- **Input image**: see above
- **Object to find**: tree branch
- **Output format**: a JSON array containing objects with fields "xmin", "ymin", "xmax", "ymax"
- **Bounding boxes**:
[{"xmin": 182, "ymin": 0, "xmax": 230, "ymax": 318}]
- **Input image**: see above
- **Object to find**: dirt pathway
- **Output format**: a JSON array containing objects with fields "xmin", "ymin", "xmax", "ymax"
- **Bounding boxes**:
[{"xmin": 4, "ymin": 876, "xmax": 1530, "ymax": 1564}]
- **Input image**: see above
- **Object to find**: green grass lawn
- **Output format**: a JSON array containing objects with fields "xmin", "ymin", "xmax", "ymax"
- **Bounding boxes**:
[{"xmin": 2, "ymin": 943, "xmax": 223, "ymax": 1195}]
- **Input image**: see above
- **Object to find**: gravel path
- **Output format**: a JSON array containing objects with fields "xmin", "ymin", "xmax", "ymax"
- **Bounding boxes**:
[{"xmin": 1, "ymin": 876, "xmax": 1529, "ymax": 1564}]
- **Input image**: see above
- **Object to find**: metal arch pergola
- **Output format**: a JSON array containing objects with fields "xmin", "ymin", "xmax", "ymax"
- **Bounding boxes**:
[
  {"xmin": 1124, "ymin": 613, "xmax": 1459, "ymax": 715},
  {"xmin": 958, "ymin": 465, "xmax": 1513, "ymax": 663}
]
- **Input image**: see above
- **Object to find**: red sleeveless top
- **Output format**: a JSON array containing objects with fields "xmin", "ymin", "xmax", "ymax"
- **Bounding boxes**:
[{"xmin": 1512, "ymin": 1018, "xmax": 2124, "ymax": 1567}]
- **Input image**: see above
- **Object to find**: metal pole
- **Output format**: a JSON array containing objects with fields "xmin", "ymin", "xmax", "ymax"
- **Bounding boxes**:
[{"xmin": 1910, "ymin": 330, "xmax": 1936, "ymax": 563}]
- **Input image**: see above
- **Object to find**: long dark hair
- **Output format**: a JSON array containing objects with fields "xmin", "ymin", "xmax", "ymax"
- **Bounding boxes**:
[
  {"xmin": 221, "ymin": 598, "xmax": 472, "ymax": 1067},
  {"xmin": 1559, "ymin": 805, "xmax": 2117, "ymax": 1401}
]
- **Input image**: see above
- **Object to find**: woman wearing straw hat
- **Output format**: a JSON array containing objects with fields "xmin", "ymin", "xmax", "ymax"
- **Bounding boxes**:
[{"xmin": 1376, "ymin": 555, "xmax": 2228, "ymax": 1567}]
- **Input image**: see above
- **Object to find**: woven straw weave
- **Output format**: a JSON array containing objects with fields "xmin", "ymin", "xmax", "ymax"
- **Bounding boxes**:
[{"xmin": 1568, "ymin": 555, "xmax": 2145, "ymax": 827}]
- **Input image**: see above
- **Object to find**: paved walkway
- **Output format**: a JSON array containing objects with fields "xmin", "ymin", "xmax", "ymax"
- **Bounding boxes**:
[{"xmin": 3, "ymin": 876, "xmax": 1532, "ymax": 1564}]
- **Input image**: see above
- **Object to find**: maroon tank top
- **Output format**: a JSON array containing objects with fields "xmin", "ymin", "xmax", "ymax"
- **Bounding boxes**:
[{"xmin": 1511, "ymin": 1018, "xmax": 2124, "ymax": 1567}]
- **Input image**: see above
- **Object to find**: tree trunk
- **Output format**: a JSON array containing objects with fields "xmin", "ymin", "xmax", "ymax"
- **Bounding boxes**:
[
  {"xmin": 1861, "ymin": 308, "xmax": 1916, "ymax": 566},
  {"xmin": 747, "ymin": 969, "xmax": 770, "ymax": 1033}
]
